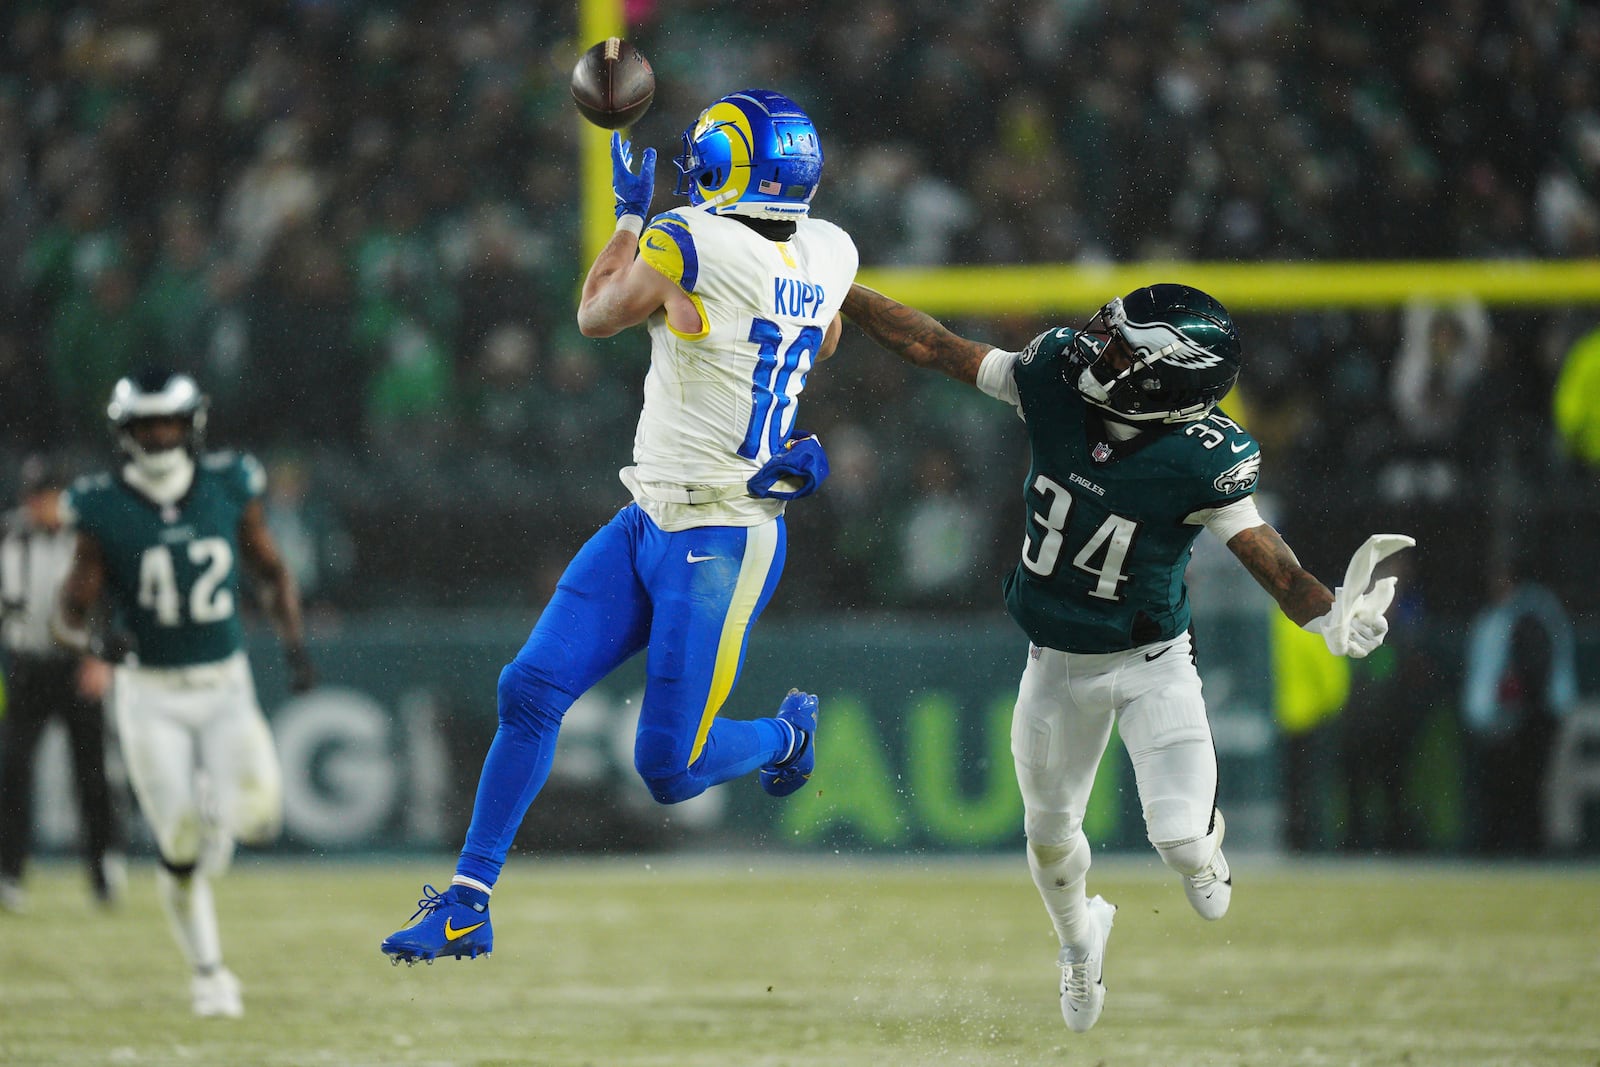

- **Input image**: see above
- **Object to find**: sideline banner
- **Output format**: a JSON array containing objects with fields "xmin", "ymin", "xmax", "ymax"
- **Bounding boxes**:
[
  {"xmin": 244, "ymin": 612, "xmax": 1278, "ymax": 855},
  {"xmin": 16, "ymin": 611, "xmax": 1280, "ymax": 856}
]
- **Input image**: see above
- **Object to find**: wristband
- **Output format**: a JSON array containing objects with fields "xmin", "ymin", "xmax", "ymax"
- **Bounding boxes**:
[{"xmin": 977, "ymin": 349, "xmax": 1021, "ymax": 406}]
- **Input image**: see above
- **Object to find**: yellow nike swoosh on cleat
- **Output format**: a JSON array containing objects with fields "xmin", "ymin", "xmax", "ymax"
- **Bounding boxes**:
[{"xmin": 443, "ymin": 918, "xmax": 486, "ymax": 941}]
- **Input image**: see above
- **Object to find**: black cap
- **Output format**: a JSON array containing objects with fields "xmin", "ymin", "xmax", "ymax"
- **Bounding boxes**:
[{"xmin": 18, "ymin": 454, "xmax": 65, "ymax": 496}]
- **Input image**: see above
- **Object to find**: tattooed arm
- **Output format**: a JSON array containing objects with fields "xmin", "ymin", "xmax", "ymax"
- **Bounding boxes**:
[
  {"xmin": 1226, "ymin": 523, "xmax": 1336, "ymax": 625},
  {"xmin": 841, "ymin": 283, "xmax": 994, "ymax": 386}
]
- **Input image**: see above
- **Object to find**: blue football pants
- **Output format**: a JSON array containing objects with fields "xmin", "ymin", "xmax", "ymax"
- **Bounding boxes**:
[{"xmin": 456, "ymin": 504, "xmax": 790, "ymax": 888}]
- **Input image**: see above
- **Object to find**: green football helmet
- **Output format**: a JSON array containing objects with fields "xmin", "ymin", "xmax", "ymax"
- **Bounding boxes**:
[
  {"xmin": 106, "ymin": 368, "xmax": 209, "ymax": 476},
  {"xmin": 1073, "ymin": 283, "xmax": 1242, "ymax": 425}
]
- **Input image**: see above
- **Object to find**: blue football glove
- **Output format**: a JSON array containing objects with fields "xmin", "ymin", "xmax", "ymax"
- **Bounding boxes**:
[
  {"xmin": 611, "ymin": 132, "xmax": 656, "ymax": 220},
  {"xmin": 747, "ymin": 432, "xmax": 830, "ymax": 500}
]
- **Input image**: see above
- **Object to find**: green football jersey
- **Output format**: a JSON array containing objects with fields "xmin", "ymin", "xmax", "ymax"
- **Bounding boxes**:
[
  {"xmin": 64, "ymin": 452, "xmax": 266, "ymax": 668},
  {"xmin": 1003, "ymin": 327, "xmax": 1261, "ymax": 653}
]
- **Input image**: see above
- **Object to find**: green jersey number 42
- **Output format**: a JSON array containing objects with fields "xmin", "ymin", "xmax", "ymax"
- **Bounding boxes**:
[{"xmin": 137, "ymin": 538, "xmax": 237, "ymax": 627}]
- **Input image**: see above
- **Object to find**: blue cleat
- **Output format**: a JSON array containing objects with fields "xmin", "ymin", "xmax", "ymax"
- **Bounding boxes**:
[
  {"xmin": 759, "ymin": 689, "xmax": 818, "ymax": 798},
  {"xmin": 381, "ymin": 883, "xmax": 494, "ymax": 965}
]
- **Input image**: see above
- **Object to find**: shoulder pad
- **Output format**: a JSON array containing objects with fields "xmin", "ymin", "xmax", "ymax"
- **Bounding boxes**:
[
  {"xmin": 203, "ymin": 451, "xmax": 266, "ymax": 500},
  {"xmin": 240, "ymin": 453, "xmax": 267, "ymax": 497},
  {"xmin": 60, "ymin": 472, "xmax": 113, "ymax": 528},
  {"xmin": 1012, "ymin": 326, "xmax": 1083, "ymax": 403},
  {"xmin": 63, "ymin": 471, "xmax": 113, "ymax": 501},
  {"xmin": 1017, "ymin": 326, "xmax": 1076, "ymax": 369},
  {"xmin": 640, "ymin": 212, "xmax": 700, "ymax": 293},
  {"xmin": 1178, "ymin": 411, "xmax": 1262, "ymax": 497},
  {"xmin": 74, "ymin": 471, "xmax": 114, "ymax": 491}
]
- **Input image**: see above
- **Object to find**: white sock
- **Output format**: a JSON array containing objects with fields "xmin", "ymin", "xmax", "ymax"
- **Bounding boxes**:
[
  {"xmin": 199, "ymin": 829, "xmax": 237, "ymax": 878},
  {"xmin": 450, "ymin": 875, "xmax": 492, "ymax": 897},
  {"xmin": 1028, "ymin": 831, "xmax": 1093, "ymax": 948},
  {"xmin": 777, "ymin": 719, "xmax": 800, "ymax": 764},
  {"xmin": 157, "ymin": 867, "xmax": 223, "ymax": 972}
]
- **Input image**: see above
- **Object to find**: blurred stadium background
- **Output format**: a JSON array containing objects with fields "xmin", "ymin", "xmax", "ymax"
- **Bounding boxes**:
[
  {"xmin": 3, "ymin": 3, "xmax": 1600, "ymax": 1059},
  {"xmin": 3, "ymin": 0, "xmax": 1600, "ymax": 1062}
]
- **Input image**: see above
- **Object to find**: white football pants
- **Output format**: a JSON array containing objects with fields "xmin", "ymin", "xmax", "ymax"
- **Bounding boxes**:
[
  {"xmin": 1010, "ymin": 631, "xmax": 1218, "ymax": 859},
  {"xmin": 111, "ymin": 652, "xmax": 283, "ymax": 871}
]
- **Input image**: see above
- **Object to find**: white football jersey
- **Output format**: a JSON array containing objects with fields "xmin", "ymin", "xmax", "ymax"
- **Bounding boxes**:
[{"xmin": 620, "ymin": 205, "xmax": 858, "ymax": 531}]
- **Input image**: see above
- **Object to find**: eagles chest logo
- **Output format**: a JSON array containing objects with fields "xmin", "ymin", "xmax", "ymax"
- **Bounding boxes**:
[{"xmin": 1091, "ymin": 441, "xmax": 1114, "ymax": 464}]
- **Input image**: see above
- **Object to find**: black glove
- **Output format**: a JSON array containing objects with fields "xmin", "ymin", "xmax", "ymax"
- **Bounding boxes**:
[{"xmin": 286, "ymin": 645, "xmax": 317, "ymax": 694}]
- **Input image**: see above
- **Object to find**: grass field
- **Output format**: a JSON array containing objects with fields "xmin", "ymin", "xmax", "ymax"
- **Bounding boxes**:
[{"xmin": 3, "ymin": 854, "xmax": 1599, "ymax": 1067}]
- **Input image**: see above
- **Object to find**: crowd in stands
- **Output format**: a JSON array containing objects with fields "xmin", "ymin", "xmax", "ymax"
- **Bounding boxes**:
[{"xmin": 2, "ymin": 0, "xmax": 1598, "ymax": 617}]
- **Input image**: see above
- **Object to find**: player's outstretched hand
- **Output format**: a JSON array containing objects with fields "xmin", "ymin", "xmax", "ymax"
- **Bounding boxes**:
[
  {"xmin": 1342, "ymin": 576, "xmax": 1394, "ymax": 657},
  {"xmin": 1303, "ymin": 533, "xmax": 1413, "ymax": 659},
  {"xmin": 611, "ymin": 132, "xmax": 656, "ymax": 221},
  {"xmin": 1304, "ymin": 572, "xmax": 1400, "ymax": 658}
]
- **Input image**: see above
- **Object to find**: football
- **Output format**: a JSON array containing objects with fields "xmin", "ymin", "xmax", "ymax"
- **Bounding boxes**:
[{"xmin": 570, "ymin": 37, "xmax": 655, "ymax": 129}]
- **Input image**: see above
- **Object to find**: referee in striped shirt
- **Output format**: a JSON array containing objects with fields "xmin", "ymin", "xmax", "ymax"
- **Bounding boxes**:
[{"xmin": 0, "ymin": 455, "xmax": 123, "ymax": 912}]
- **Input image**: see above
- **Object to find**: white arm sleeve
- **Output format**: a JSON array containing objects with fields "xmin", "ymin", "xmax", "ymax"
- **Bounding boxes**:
[
  {"xmin": 1189, "ymin": 495, "xmax": 1263, "ymax": 543},
  {"xmin": 976, "ymin": 348, "xmax": 1021, "ymax": 409}
]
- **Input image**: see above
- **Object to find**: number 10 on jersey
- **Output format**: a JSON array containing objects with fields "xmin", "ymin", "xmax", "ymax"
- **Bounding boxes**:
[{"xmin": 739, "ymin": 317, "xmax": 823, "ymax": 461}]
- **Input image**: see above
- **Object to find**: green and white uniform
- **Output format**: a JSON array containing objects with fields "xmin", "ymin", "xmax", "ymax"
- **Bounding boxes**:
[
  {"xmin": 979, "ymin": 328, "xmax": 1264, "ymax": 951},
  {"xmin": 67, "ymin": 452, "xmax": 264, "ymax": 667},
  {"xmin": 1005, "ymin": 326, "xmax": 1261, "ymax": 654},
  {"xmin": 62, "ymin": 452, "xmax": 281, "ymax": 882}
]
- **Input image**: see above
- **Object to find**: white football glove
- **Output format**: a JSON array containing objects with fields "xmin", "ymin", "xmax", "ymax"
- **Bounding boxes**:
[
  {"xmin": 1301, "ymin": 534, "xmax": 1414, "ymax": 659},
  {"xmin": 1305, "ymin": 576, "xmax": 1394, "ymax": 657}
]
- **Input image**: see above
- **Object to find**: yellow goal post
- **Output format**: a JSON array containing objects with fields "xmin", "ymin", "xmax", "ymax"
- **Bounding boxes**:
[
  {"xmin": 852, "ymin": 259, "xmax": 1600, "ymax": 315},
  {"xmin": 576, "ymin": 2, "xmax": 1600, "ymax": 313}
]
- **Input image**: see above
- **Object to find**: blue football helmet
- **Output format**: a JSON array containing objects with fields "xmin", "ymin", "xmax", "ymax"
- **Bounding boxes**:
[{"xmin": 673, "ymin": 89, "xmax": 822, "ymax": 220}]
